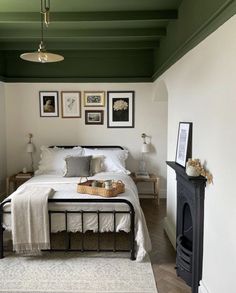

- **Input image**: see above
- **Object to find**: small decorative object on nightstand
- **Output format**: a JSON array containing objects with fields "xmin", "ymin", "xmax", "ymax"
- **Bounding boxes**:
[
  {"xmin": 131, "ymin": 172, "xmax": 160, "ymax": 205},
  {"xmin": 6, "ymin": 172, "xmax": 34, "ymax": 196}
]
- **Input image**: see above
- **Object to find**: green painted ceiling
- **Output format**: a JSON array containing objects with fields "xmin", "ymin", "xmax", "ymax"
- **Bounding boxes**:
[{"xmin": 0, "ymin": 0, "xmax": 235, "ymax": 82}]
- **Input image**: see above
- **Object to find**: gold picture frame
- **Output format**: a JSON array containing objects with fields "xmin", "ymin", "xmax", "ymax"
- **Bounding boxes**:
[{"xmin": 84, "ymin": 91, "xmax": 105, "ymax": 107}]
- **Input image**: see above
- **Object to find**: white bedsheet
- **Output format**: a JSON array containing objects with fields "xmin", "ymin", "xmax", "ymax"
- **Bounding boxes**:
[{"xmin": 2, "ymin": 172, "xmax": 151, "ymax": 261}]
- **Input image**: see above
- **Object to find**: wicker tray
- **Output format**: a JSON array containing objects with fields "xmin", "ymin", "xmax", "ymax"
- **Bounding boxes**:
[{"xmin": 77, "ymin": 180, "xmax": 125, "ymax": 197}]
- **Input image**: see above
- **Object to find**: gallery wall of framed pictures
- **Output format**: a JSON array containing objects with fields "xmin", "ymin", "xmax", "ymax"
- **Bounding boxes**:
[{"xmin": 39, "ymin": 90, "xmax": 135, "ymax": 128}]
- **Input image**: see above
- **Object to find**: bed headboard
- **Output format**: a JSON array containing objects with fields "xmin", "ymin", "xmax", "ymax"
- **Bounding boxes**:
[{"xmin": 50, "ymin": 145, "xmax": 124, "ymax": 150}]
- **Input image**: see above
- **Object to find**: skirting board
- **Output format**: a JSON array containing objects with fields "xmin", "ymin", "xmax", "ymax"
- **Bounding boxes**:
[
  {"xmin": 199, "ymin": 281, "xmax": 210, "ymax": 293},
  {"xmin": 163, "ymin": 216, "xmax": 176, "ymax": 249}
]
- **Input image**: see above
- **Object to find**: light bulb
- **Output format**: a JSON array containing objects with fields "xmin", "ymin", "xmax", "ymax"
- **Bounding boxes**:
[{"xmin": 38, "ymin": 52, "xmax": 48, "ymax": 63}]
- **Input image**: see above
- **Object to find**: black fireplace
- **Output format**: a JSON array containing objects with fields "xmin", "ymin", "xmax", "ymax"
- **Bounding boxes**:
[{"xmin": 166, "ymin": 162, "xmax": 206, "ymax": 293}]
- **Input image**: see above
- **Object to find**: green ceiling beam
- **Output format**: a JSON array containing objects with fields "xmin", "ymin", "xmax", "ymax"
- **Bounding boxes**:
[
  {"xmin": 0, "ymin": 10, "xmax": 178, "ymax": 23},
  {"xmin": 0, "ymin": 40, "xmax": 159, "ymax": 50},
  {"xmin": 0, "ymin": 28, "xmax": 166, "ymax": 39}
]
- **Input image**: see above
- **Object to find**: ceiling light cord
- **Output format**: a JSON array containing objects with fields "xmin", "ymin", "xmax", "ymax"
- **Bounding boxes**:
[{"xmin": 41, "ymin": 0, "xmax": 50, "ymax": 27}]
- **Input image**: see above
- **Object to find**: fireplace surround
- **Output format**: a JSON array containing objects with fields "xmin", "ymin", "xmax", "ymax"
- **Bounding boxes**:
[{"xmin": 167, "ymin": 161, "xmax": 206, "ymax": 293}]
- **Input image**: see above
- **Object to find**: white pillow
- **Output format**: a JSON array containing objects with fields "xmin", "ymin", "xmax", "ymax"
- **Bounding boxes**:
[
  {"xmin": 35, "ymin": 146, "xmax": 83, "ymax": 175},
  {"xmin": 83, "ymin": 148, "xmax": 130, "ymax": 174}
]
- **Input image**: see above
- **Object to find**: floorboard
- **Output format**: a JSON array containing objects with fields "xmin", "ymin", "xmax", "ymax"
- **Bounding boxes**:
[{"xmin": 140, "ymin": 198, "xmax": 191, "ymax": 293}]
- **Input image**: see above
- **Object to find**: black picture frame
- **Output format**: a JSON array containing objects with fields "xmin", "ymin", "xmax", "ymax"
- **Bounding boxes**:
[
  {"xmin": 175, "ymin": 122, "xmax": 192, "ymax": 167},
  {"xmin": 85, "ymin": 110, "xmax": 104, "ymax": 125},
  {"xmin": 39, "ymin": 91, "xmax": 59, "ymax": 117},
  {"xmin": 107, "ymin": 91, "xmax": 135, "ymax": 128}
]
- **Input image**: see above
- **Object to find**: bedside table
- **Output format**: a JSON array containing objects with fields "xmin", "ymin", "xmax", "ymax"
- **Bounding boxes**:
[
  {"xmin": 130, "ymin": 173, "xmax": 160, "ymax": 205},
  {"xmin": 6, "ymin": 172, "xmax": 34, "ymax": 196}
]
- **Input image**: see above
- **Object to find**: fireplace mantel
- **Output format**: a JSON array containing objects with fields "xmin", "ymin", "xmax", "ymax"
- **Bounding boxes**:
[
  {"xmin": 166, "ymin": 161, "xmax": 207, "ymax": 293},
  {"xmin": 166, "ymin": 161, "xmax": 207, "ymax": 184}
]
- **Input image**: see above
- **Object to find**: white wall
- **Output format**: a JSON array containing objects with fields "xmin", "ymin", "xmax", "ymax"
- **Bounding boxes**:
[
  {"xmin": 0, "ymin": 82, "xmax": 6, "ymax": 196},
  {"xmin": 5, "ymin": 82, "xmax": 167, "ymax": 196},
  {"xmin": 156, "ymin": 15, "xmax": 236, "ymax": 293}
]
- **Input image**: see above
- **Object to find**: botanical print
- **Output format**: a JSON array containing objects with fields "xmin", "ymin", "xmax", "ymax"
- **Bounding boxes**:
[
  {"xmin": 66, "ymin": 97, "xmax": 76, "ymax": 113},
  {"xmin": 61, "ymin": 92, "xmax": 81, "ymax": 118},
  {"xmin": 84, "ymin": 91, "xmax": 105, "ymax": 107},
  {"xmin": 87, "ymin": 95, "xmax": 101, "ymax": 104},
  {"xmin": 112, "ymin": 98, "xmax": 129, "ymax": 121},
  {"xmin": 39, "ymin": 91, "xmax": 59, "ymax": 117}
]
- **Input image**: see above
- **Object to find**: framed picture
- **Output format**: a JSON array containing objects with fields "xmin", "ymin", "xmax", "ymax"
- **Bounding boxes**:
[
  {"xmin": 175, "ymin": 122, "xmax": 193, "ymax": 167},
  {"xmin": 61, "ymin": 91, "xmax": 81, "ymax": 118},
  {"xmin": 107, "ymin": 91, "xmax": 135, "ymax": 128},
  {"xmin": 85, "ymin": 110, "xmax": 104, "ymax": 125},
  {"xmin": 39, "ymin": 91, "xmax": 59, "ymax": 117},
  {"xmin": 84, "ymin": 91, "xmax": 105, "ymax": 107}
]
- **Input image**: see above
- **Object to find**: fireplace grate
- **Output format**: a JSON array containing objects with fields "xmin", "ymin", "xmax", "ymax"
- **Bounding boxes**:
[{"xmin": 176, "ymin": 234, "xmax": 193, "ymax": 285}]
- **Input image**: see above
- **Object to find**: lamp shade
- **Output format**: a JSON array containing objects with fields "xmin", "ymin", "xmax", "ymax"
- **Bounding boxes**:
[
  {"xmin": 142, "ymin": 143, "xmax": 150, "ymax": 153},
  {"xmin": 26, "ymin": 143, "xmax": 34, "ymax": 153},
  {"xmin": 20, "ymin": 51, "xmax": 64, "ymax": 63}
]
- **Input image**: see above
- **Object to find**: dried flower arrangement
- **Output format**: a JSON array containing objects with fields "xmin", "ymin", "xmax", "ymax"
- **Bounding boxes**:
[{"xmin": 186, "ymin": 159, "xmax": 213, "ymax": 184}]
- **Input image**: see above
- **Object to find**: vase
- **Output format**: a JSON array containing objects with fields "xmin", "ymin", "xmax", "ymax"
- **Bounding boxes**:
[{"xmin": 186, "ymin": 166, "xmax": 201, "ymax": 177}]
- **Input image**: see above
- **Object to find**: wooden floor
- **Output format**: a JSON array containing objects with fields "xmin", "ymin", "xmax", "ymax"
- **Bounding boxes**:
[{"xmin": 140, "ymin": 198, "xmax": 191, "ymax": 293}]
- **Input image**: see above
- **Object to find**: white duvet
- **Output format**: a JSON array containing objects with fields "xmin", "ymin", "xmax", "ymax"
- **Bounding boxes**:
[{"xmin": 3, "ymin": 172, "xmax": 151, "ymax": 261}]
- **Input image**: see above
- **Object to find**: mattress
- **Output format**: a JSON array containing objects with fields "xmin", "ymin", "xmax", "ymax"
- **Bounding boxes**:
[{"xmin": 2, "ymin": 172, "xmax": 151, "ymax": 261}]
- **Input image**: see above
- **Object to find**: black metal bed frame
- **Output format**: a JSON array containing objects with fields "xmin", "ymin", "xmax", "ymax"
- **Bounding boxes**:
[
  {"xmin": 0, "ymin": 145, "xmax": 136, "ymax": 260},
  {"xmin": 0, "ymin": 198, "xmax": 135, "ymax": 260}
]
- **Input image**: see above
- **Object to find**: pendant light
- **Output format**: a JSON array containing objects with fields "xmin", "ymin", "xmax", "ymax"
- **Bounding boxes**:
[{"xmin": 20, "ymin": 0, "xmax": 64, "ymax": 63}]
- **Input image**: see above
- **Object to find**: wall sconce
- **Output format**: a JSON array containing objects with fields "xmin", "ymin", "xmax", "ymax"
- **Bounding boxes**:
[
  {"xmin": 138, "ymin": 133, "xmax": 151, "ymax": 175},
  {"xmin": 26, "ymin": 133, "xmax": 35, "ymax": 172}
]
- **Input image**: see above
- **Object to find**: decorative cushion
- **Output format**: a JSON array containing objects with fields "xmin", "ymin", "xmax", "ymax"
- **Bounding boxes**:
[
  {"xmin": 90, "ymin": 155, "xmax": 105, "ymax": 175},
  {"xmin": 64, "ymin": 156, "xmax": 92, "ymax": 177},
  {"xmin": 35, "ymin": 146, "xmax": 83, "ymax": 175}
]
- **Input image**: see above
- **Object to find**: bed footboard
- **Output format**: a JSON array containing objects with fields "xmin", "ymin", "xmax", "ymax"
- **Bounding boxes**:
[{"xmin": 0, "ymin": 198, "xmax": 135, "ymax": 260}]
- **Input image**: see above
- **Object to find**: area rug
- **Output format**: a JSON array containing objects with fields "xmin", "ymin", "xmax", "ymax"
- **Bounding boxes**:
[{"xmin": 0, "ymin": 252, "xmax": 158, "ymax": 293}]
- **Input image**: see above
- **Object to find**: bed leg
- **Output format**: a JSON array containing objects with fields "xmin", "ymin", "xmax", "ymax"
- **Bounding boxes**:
[
  {"xmin": 130, "ymin": 209, "xmax": 135, "ymax": 261},
  {"xmin": 130, "ymin": 250, "xmax": 136, "ymax": 261}
]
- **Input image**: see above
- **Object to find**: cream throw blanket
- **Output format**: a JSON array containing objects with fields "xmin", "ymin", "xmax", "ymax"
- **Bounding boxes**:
[{"xmin": 11, "ymin": 185, "xmax": 54, "ymax": 254}]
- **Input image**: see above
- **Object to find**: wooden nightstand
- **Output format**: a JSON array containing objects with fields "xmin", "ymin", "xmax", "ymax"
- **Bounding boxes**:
[
  {"xmin": 6, "ymin": 172, "xmax": 34, "ymax": 196},
  {"xmin": 130, "ymin": 173, "xmax": 160, "ymax": 205}
]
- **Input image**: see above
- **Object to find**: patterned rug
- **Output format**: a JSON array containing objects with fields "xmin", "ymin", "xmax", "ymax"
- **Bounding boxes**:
[{"xmin": 0, "ymin": 252, "xmax": 157, "ymax": 293}]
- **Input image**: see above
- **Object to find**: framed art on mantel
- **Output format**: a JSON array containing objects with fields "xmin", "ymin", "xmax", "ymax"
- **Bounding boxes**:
[
  {"xmin": 175, "ymin": 122, "xmax": 192, "ymax": 167},
  {"xmin": 107, "ymin": 91, "xmax": 135, "ymax": 128},
  {"xmin": 39, "ymin": 91, "xmax": 59, "ymax": 117},
  {"xmin": 61, "ymin": 91, "xmax": 81, "ymax": 118}
]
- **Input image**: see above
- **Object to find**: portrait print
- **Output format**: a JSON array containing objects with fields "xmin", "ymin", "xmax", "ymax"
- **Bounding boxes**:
[{"xmin": 39, "ymin": 91, "xmax": 59, "ymax": 117}]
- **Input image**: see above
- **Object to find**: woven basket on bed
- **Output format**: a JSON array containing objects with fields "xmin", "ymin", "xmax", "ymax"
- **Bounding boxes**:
[{"xmin": 77, "ymin": 180, "xmax": 125, "ymax": 197}]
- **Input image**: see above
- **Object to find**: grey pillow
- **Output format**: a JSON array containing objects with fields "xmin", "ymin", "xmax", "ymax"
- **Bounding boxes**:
[{"xmin": 64, "ymin": 156, "xmax": 92, "ymax": 177}]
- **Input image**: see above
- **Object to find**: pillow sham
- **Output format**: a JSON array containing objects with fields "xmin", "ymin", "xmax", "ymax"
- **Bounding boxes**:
[
  {"xmin": 35, "ymin": 146, "xmax": 83, "ymax": 175},
  {"xmin": 64, "ymin": 156, "xmax": 92, "ymax": 177},
  {"xmin": 83, "ymin": 148, "xmax": 130, "ymax": 174}
]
